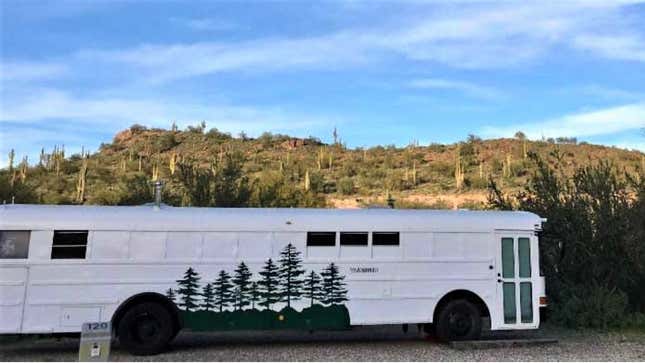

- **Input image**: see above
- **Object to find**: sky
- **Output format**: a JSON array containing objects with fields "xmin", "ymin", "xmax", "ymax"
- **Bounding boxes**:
[{"xmin": 1, "ymin": 0, "xmax": 645, "ymax": 166}]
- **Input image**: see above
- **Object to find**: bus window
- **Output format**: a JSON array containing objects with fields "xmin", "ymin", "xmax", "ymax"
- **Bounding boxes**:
[
  {"xmin": 340, "ymin": 232, "xmax": 368, "ymax": 246},
  {"xmin": 306, "ymin": 232, "xmax": 335, "ymax": 246},
  {"xmin": 372, "ymin": 232, "xmax": 399, "ymax": 246},
  {"xmin": 0, "ymin": 230, "xmax": 30, "ymax": 259},
  {"xmin": 51, "ymin": 230, "xmax": 88, "ymax": 259}
]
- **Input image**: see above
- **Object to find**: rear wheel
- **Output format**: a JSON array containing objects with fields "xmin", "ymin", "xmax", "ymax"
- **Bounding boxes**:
[
  {"xmin": 435, "ymin": 299, "xmax": 481, "ymax": 342},
  {"xmin": 117, "ymin": 302, "xmax": 174, "ymax": 355}
]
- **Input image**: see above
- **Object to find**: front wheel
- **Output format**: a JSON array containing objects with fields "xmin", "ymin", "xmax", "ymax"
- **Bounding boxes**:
[
  {"xmin": 435, "ymin": 299, "xmax": 482, "ymax": 342},
  {"xmin": 117, "ymin": 302, "xmax": 174, "ymax": 355}
]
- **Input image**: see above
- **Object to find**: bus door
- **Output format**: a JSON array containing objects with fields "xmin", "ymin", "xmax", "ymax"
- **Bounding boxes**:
[
  {"xmin": 0, "ymin": 230, "xmax": 31, "ymax": 333},
  {"xmin": 495, "ymin": 232, "xmax": 537, "ymax": 328}
]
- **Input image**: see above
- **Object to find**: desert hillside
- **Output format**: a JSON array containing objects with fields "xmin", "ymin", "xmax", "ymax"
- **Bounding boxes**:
[{"xmin": 2, "ymin": 124, "xmax": 643, "ymax": 208}]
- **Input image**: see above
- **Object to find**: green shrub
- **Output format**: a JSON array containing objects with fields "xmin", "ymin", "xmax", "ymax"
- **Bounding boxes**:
[
  {"xmin": 551, "ymin": 284, "xmax": 628, "ymax": 329},
  {"xmin": 337, "ymin": 177, "xmax": 354, "ymax": 195}
]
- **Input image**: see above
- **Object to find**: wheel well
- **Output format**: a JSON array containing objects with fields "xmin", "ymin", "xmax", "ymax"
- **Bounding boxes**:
[
  {"xmin": 433, "ymin": 289, "xmax": 491, "ymax": 323},
  {"xmin": 111, "ymin": 292, "xmax": 181, "ymax": 336}
]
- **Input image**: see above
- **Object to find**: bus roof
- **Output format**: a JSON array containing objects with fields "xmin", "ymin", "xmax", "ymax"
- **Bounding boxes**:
[{"xmin": 0, "ymin": 204, "xmax": 543, "ymax": 233}]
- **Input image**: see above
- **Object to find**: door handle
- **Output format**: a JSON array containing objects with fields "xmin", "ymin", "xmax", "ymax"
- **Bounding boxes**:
[{"xmin": 497, "ymin": 279, "xmax": 502, "ymax": 283}]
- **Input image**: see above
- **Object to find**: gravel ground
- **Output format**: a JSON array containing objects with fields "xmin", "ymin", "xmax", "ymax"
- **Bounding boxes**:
[{"xmin": 1, "ymin": 324, "xmax": 644, "ymax": 361}]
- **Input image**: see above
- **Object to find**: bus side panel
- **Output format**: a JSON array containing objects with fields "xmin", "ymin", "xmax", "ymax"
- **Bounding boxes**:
[{"xmin": 0, "ymin": 265, "xmax": 28, "ymax": 333}]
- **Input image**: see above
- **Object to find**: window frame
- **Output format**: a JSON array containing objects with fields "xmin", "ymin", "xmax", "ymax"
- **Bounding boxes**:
[
  {"xmin": 372, "ymin": 232, "xmax": 400, "ymax": 246},
  {"xmin": 340, "ymin": 232, "xmax": 368, "ymax": 246},
  {"xmin": 306, "ymin": 232, "xmax": 336, "ymax": 247},
  {"xmin": 51, "ymin": 230, "xmax": 88, "ymax": 260},
  {"xmin": 0, "ymin": 230, "xmax": 31, "ymax": 259}
]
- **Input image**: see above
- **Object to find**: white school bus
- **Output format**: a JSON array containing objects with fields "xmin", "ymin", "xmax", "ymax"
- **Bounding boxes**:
[{"xmin": 0, "ymin": 204, "xmax": 546, "ymax": 355}]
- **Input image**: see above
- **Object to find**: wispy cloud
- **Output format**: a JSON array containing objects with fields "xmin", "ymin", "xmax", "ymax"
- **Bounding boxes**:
[
  {"xmin": 0, "ymin": 61, "xmax": 68, "ymax": 82},
  {"xmin": 481, "ymin": 103, "xmax": 645, "ymax": 140},
  {"xmin": 0, "ymin": 89, "xmax": 339, "ymax": 135},
  {"xmin": 170, "ymin": 17, "xmax": 239, "ymax": 32},
  {"xmin": 570, "ymin": 85, "xmax": 645, "ymax": 101},
  {"xmin": 407, "ymin": 78, "xmax": 504, "ymax": 100},
  {"xmin": 573, "ymin": 34, "xmax": 645, "ymax": 62},
  {"xmin": 61, "ymin": 2, "xmax": 643, "ymax": 84}
]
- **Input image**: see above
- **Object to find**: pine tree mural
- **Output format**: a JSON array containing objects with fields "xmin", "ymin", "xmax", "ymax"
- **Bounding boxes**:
[
  {"xmin": 201, "ymin": 283, "xmax": 216, "ymax": 311},
  {"xmin": 213, "ymin": 270, "xmax": 234, "ymax": 312},
  {"xmin": 304, "ymin": 270, "xmax": 323, "ymax": 307},
  {"xmin": 176, "ymin": 267, "xmax": 201, "ymax": 312},
  {"xmin": 321, "ymin": 263, "xmax": 348, "ymax": 305},
  {"xmin": 232, "ymin": 262, "xmax": 253, "ymax": 310},
  {"xmin": 258, "ymin": 258, "xmax": 280, "ymax": 310},
  {"xmin": 250, "ymin": 281, "xmax": 259, "ymax": 310},
  {"xmin": 278, "ymin": 243, "xmax": 306, "ymax": 307},
  {"xmin": 165, "ymin": 288, "xmax": 176, "ymax": 303}
]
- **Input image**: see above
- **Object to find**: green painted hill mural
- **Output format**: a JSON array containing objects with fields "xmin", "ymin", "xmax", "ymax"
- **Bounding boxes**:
[{"xmin": 166, "ymin": 243, "xmax": 350, "ymax": 331}]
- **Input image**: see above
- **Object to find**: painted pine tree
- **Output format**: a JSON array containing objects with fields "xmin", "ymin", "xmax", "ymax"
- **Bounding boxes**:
[
  {"xmin": 258, "ymin": 258, "xmax": 280, "ymax": 310},
  {"xmin": 278, "ymin": 243, "xmax": 305, "ymax": 307},
  {"xmin": 232, "ymin": 262, "xmax": 253, "ymax": 310},
  {"xmin": 165, "ymin": 288, "xmax": 176, "ymax": 303},
  {"xmin": 201, "ymin": 283, "xmax": 216, "ymax": 311},
  {"xmin": 250, "ymin": 281, "xmax": 259, "ymax": 310},
  {"xmin": 321, "ymin": 263, "xmax": 348, "ymax": 305},
  {"xmin": 303, "ymin": 270, "xmax": 322, "ymax": 307},
  {"xmin": 213, "ymin": 270, "xmax": 234, "ymax": 312},
  {"xmin": 176, "ymin": 267, "xmax": 201, "ymax": 312}
]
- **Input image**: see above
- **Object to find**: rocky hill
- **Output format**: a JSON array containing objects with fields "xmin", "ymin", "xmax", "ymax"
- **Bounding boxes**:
[{"xmin": 2, "ymin": 124, "xmax": 643, "ymax": 209}]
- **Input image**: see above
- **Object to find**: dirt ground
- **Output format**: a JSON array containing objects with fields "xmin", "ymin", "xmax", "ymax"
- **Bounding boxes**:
[{"xmin": 2, "ymin": 324, "xmax": 644, "ymax": 361}]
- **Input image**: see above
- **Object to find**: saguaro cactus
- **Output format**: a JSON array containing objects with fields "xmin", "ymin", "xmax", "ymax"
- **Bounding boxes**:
[
  {"xmin": 503, "ymin": 154, "xmax": 512, "ymax": 178},
  {"xmin": 304, "ymin": 169, "xmax": 311, "ymax": 191},
  {"xmin": 19, "ymin": 156, "xmax": 28, "ymax": 182},
  {"xmin": 411, "ymin": 161, "xmax": 417, "ymax": 186},
  {"xmin": 455, "ymin": 154, "xmax": 464, "ymax": 190},
  {"xmin": 75, "ymin": 156, "xmax": 88, "ymax": 203},
  {"xmin": 317, "ymin": 147, "xmax": 325, "ymax": 170},
  {"xmin": 8, "ymin": 149, "xmax": 15, "ymax": 172},
  {"xmin": 151, "ymin": 162, "xmax": 159, "ymax": 182}
]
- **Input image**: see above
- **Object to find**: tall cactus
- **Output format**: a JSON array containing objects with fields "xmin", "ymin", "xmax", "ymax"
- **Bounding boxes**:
[
  {"xmin": 151, "ymin": 162, "xmax": 159, "ymax": 182},
  {"xmin": 120, "ymin": 156, "xmax": 127, "ymax": 172},
  {"xmin": 455, "ymin": 151, "xmax": 464, "ymax": 190},
  {"xmin": 411, "ymin": 161, "xmax": 417, "ymax": 185},
  {"xmin": 304, "ymin": 169, "xmax": 311, "ymax": 191},
  {"xmin": 19, "ymin": 156, "xmax": 28, "ymax": 182},
  {"xmin": 503, "ymin": 153, "xmax": 512, "ymax": 178},
  {"xmin": 75, "ymin": 156, "xmax": 88, "ymax": 203},
  {"xmin": 8, "ymin": 149, "xmax": 15, "ymax": 172},
  {"xmin": 317, "ymin": 147, "xmax": 325, "ymax": 170},
  {"xmin": 169, "ymin": 152, "xmax": 178, "ymax": 175},
  {"xmin": 39, "ymin": 148, "xmax": 46, "ymax": 167}
]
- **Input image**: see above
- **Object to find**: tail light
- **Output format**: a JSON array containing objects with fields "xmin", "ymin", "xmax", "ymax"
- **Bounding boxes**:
[{"xmin": 539, "ymin": 296, "xmax": 548, "ymax": 306}]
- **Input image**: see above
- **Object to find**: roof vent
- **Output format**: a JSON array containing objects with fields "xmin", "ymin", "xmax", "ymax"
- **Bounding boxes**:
[{"xmin": 153, "ymin": 180, "xmax": 163, "ymax": 210}]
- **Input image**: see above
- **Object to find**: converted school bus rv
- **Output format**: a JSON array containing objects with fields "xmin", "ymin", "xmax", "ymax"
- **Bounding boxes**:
[{"xmin": 0, "ymin": 204, "xmax": 546, "ymax": 355}]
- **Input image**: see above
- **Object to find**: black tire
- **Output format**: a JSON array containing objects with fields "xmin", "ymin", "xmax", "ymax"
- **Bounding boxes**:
[
  {"xmin": 117, "ymin": 302, "xmax": 174, "ymax": 355},
  {"xmin": 435, "ymin": 299, "xmax": 482, "ymax": 342}
]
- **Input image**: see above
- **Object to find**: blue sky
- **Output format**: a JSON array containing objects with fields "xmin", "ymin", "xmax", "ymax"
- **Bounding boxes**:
[{"xmin": 1, "ymin": 1, "xmax": 644, "ymax": 165}]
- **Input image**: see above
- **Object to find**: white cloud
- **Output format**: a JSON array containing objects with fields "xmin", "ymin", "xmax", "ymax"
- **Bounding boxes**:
[
  {"xmin": 571, "ymin": 85, "xmax": 644, "ymax": 101},
  {"xmin": 481, "ymin": 103, "xmax": 645, "ymax": 140},
  {"xmin": 0, "ymin": 61, "xmax": 68, "ymax": 82},
  {"xmin": 573, "ymin": 34, "xmax": 645, "ymax": 62},
  {"xmin": 611, "ymin": 140, "xmax": 645, "ymax": 152},
  {"xmin": 61, "ymin": 1, "xmax": 643, "ymax": 84},
  {"xmin": 0, "ymin": 89, "xmax": 339, "ymax": 135},
  {"xmin": 407, "ymin": 78, "xmax": 504, "ymax": 100},
  {"xmin": 170, "ymin": 17, "xmax": 239, "ymax": 32}
]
